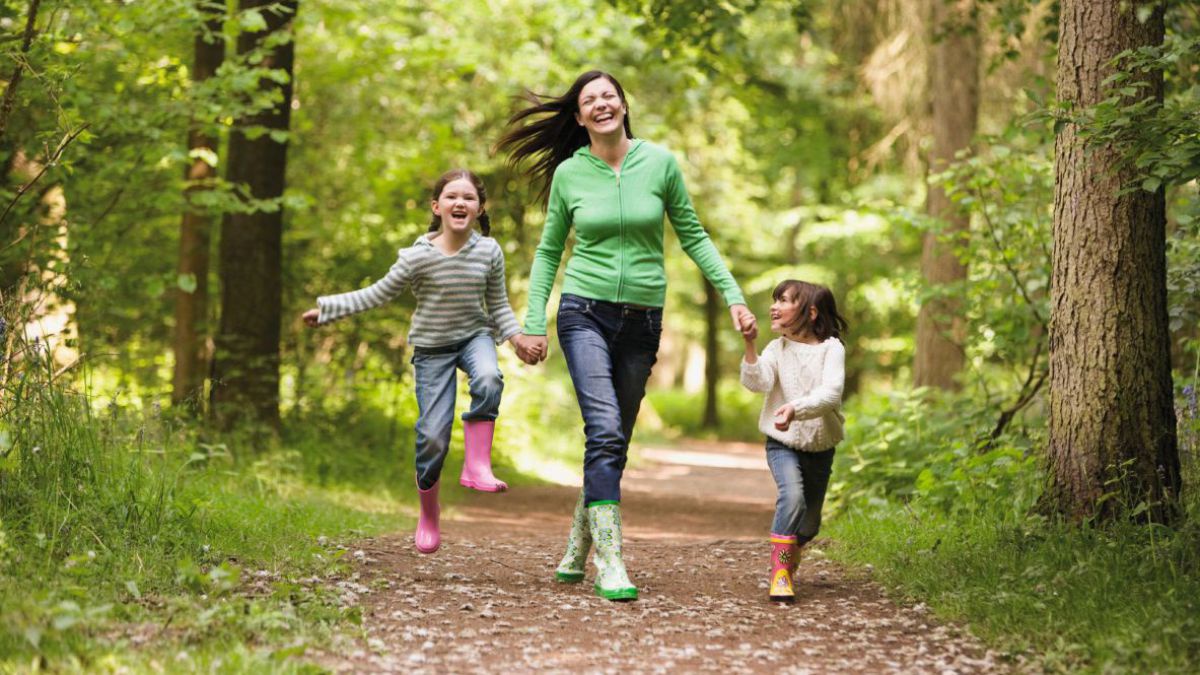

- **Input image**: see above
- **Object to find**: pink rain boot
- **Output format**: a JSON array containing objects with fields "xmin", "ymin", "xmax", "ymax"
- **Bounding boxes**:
[
  {"xmin": 789, "ymin": 540, "xmax": 805, "ymax": 580},
  {"xmin": 415, "ymin": 481, "xmax": 441, "ymax": 554},
  {"xmin": 769, "ymin": 533, "xmax": 797, "ymax": 603},
  {"xmin": 460, "ymin": 420, "xmax": 508, "ymax": 492}
]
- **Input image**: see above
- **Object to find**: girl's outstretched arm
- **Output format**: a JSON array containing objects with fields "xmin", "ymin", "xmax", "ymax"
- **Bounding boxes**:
[{"xmin": 313, "ymin": 250, "xmax": 414, "ymax": 325}]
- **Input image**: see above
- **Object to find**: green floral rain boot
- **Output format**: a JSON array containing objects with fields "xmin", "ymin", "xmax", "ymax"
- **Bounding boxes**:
[
  {"xmin": 554, "ymin": 491, "xmax": 591, "ymax": 583},
  {"xmin": 587, "ymin": 501, "xmax": 638, "ymax": 601}
]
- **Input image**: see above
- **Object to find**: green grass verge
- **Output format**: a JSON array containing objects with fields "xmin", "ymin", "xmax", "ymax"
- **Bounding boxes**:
[{"xmin": 826, "ymin": 504, "xmax": 1200, "ymax": 672}]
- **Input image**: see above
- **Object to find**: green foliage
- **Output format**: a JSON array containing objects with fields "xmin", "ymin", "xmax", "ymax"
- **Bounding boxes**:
[
  {"xmin": 0, "ymin": 336, "xmax": 404, "ymax": 668},
  {"xmin": 1071, "ymin": 19, "xmax": 1200, "ymax": 191},
  {"xmin": 645, "ymin": 381, "xmax": 763, "ymax": 442}
]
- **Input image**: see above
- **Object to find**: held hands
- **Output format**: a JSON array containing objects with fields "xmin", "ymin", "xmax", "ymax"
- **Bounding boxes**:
[
  {"xmin": 730, "ymin": 303, "xmax": 758, "ymax": 341},
  {"xmin": 773, "ymin": 403, "xmax": 795, "ymax": 431},
  {"xmin": 301, "ymin": 308, "xmax": 320, "ymax": 328},
  {"xmin": 509, "ymin": 334, "xmax": 548, "ymax": 365}
]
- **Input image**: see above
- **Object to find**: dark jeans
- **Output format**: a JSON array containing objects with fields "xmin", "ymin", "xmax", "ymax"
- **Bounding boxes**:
[
  {"xmin": 557, "ymin": 294, "xmax": 662, "ymax": 505},
  {"xmin": 410, "ymin": 334, "xmax": 503, "ymax": 490},
  {"xmin": 765, "ymin": 438, "xmax": 835, "ymax": 542}
]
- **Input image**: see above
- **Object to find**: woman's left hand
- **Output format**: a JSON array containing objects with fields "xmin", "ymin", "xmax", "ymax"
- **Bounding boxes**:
[{"xmin": 729, "ymin": 304, "xmax": 757, "ymax": 338}]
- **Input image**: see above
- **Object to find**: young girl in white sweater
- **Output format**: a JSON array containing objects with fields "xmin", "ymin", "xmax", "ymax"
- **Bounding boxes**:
[{"xmin": 740, "ymin": 280, "xmax": 847, "ymax": 604}]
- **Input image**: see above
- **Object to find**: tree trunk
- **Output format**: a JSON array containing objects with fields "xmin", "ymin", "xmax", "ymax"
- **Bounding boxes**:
[
  {"xmin": 702, "ymin": 278, "xmax": 720, "ymax": 430},
  {"xmin": 1045, "ymin": 0, "xmax": 1180, "ymax": 523},
  {"xmin": 211, "ymin": 0, "xmax": 297, "ymax": 431},
  {"xmin": 172, "ymin": 1, "xmax": 225, "ymax": 411},
  {"xmin": 913, "ymin": 0, "xmax": 979, "ymax": 390}
]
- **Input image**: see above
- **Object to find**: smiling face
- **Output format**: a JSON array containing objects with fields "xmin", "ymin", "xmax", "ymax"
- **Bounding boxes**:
[
  {"xmin": 431, "ymin": 178, "xmax": 482, "ymax": 235},
  {"xmin": 574, "ymin": 76, "xmax": 627, "ymax": 138},
  {"xmin": 770, "ymin": 287, "xmax": 817, "ymax": 336}
]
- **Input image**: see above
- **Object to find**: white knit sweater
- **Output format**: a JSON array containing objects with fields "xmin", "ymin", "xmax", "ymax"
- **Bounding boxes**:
[{"xmin": 740, "ymin": 336, "xmax": 845, "ymax": 451}]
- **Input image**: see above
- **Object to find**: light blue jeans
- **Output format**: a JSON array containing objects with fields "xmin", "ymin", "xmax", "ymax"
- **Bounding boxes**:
[
  {"xmin": 411, "ymin": 333, "xmax": 503, "ymax": 490},
  {"xmin": 766, "ymin": 438, "xmax": 835, "ymax": 542}
]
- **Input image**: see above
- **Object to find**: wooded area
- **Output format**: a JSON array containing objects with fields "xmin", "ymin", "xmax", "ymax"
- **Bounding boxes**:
[{"xmin": 1, "ymin": 0, "xmax": 1197, "ymax": 669}]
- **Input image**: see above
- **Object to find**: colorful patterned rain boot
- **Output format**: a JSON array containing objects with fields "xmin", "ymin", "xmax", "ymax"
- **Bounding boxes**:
[
  {"xmin": 459, "ymin": 420, "xmax": 508, "ymax": 492},
  {"xmin": 415, "ymin": 481, "xmax": 441, "ymax": 554},
  {"xmin": 588, "ymin": 501, "xmax": 638, "ymax": 601},
  {"xmin": 789, "ymin": 540, "xmax": 805, "ymax": 580},
  {"xmin": 554, "ymin": 491, "xmax": 592, "ymax": 583},
  {"xmin": 769, "ymin": 533, "xmax": 797, "ymax": 603}
]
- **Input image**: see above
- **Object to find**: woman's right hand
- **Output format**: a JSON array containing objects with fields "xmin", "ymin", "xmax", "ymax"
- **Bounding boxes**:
[{"xmin": 301, "ymin": 308, "xmax": 320, "ymax": 328}]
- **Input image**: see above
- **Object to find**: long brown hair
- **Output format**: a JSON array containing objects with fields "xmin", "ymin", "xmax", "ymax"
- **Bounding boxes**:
[
  {"xmin": 495, "ymin": 70, "xmax": 634, "ymax": 204},
  {"xmin": 427, "ymin": 168, "xmax": 490, "ymax": 236},
  {"xmin": 772, "ymin": 280, "xmax": 848, "ymax": 342}
]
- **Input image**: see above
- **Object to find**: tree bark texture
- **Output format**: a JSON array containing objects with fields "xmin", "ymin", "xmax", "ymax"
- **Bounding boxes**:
[
  {"xmin": 1047, "ymin": 0, "xmax": 1180, "ymax": 523},
  {"xmin": 702, "ymin": 278, "xmax": 720, "ymax": 430},
  {"xmin": 913, "ymin": 0, "xmax": 979, "ymax": 390},
  {"xmin": 172, "ymin": 1, "xmax": 225, "ymax": 410},
  {"xmin": 211, "ymin": 0, "xmax": 297, "ymax": 431}
]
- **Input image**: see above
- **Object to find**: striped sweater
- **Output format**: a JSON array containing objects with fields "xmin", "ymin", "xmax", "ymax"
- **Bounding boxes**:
[{"xmin": 316, "ymin": 231, "xmax": 522, "ymax": 348}]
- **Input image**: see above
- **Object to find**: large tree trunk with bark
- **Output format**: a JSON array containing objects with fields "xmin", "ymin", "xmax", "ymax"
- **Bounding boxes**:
[
  {"xmin": 913, "ymin": 0, "xmax": 979, "ymax": 390},
  {"xmin": 702, "ymin": 279, "xmax": 720, "ymax": 430},
  {"xmin": 1045, "ymin": 0, "xmax": 1180, "ymax": 523},
  {"xmin": 211, "ymin": 0, "xmax": 297, "ymax": 431},
  {"xmin": 172, "ymin": 1, "xmax": 225, "ymax": 410}
]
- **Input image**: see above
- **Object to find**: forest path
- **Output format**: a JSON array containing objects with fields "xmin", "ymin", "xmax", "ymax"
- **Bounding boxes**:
[{"xmin": 311, "ymin": 440, "xmax": 1008, "ymax": 673}]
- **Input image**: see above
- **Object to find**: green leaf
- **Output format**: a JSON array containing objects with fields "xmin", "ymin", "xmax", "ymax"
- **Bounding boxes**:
[
  {"xmin": 125, "ymin": 580, "xmax": 141, "ymax": 599},
  {"xmin": 239, "ymin": 9, "xmax": 267, "ymax": 32},
  {"xmin": 177, "ymin": 273, "xmax": 197, "ymax": 294},
  {"xmin": 1141, "ymin": 177, "xmax": 1161, "ymax": 192}
]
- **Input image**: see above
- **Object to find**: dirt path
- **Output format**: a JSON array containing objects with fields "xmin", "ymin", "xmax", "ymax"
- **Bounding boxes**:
[{"xmin": 311, "ymin": 441, "xmax": 1008, "ymax": 673}]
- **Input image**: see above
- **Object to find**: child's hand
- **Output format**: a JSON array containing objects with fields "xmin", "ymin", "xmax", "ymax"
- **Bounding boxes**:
[
  {"xmin": 772, "ymin": 403, "xmax": 795, "ymax": 431},
  {"xmin": 301, "ymin": 308, "xmax": 320, "ymax": 328}
]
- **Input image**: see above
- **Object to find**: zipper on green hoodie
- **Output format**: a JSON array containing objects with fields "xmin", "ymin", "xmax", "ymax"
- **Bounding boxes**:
[{"xmin": 522, "ymin": 139, "xmax": 745, "ymax": 335}]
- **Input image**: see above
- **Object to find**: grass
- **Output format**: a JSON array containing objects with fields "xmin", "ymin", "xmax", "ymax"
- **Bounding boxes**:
[
  {"xmin": 0, "ymin": 339, "xmax": 592, "ymax": 671},
  {"xmin": 828, "ymin": 502, "xmax": 1200, "ymax": 672},
  {"xmin": 822, "ymin": 385, "xmax": 1200, "ymax": 673}
]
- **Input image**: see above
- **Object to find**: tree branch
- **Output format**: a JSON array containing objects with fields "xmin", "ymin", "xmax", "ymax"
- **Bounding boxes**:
[
  {"xmin": 0, "ymin": 0, "xmax": 43, "ymax": 145},
  {"xmin": 974, "ymin": 183, "xmax": 1048, "ymax": 329},
  {"xmin": 0, "ymin": 123, "xmax": 88, "ymax": 227}
]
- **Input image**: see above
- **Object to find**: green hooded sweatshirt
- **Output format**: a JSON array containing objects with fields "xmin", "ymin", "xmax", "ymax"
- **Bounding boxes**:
[{"xmin": 523, "ymin": 139, "xmax": 745, "ymax": 335}]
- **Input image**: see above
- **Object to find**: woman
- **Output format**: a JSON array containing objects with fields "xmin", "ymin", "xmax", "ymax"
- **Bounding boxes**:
[{"xmin": 499, "ymin": 70, "xmax": 756, "ymax": 601}]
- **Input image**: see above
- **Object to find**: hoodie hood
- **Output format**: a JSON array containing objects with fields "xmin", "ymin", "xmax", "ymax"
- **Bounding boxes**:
[{"xmin": 572, "ymin": 138, "xmax": 645, "ymax": 170}]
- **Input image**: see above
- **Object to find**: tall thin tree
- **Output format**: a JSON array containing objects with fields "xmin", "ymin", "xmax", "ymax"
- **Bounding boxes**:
[
  {"xmin": 172, "ymin": 0, "xmax": 225, "ymax": 410},
  {"xmin": 1046, "ymin": 0, "xmax": 1180, "ymax": 523},
  {"xmin": 211, "ymin": 0, "xmax": 298, "ymax": 431},
  {"xmin": 913, "ymin": 0, "xmax": 979, "ymax": 390}
]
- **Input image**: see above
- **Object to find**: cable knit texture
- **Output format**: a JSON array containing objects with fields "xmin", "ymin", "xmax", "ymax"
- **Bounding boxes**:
[{"xmin": 740, "ymin": 337, "xmax": 845, "ymax": 451}]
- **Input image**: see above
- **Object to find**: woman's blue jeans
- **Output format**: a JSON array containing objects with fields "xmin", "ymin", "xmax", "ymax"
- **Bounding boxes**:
[
  {"xmin": 411, "ymin": 333, "xmax": 503, "ymax": 490},
  {"xmin": 766, "ymin": 438, "xmax": 835, "ymax": 542},
  {"xmin": 557, "ymin": 294, "xmax": 661, "ymax": 505}
]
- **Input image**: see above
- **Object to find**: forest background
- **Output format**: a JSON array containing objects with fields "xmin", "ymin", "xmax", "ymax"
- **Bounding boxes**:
[{"xmin": 1, "ymin": 0, "xmax": 1198, "ymax": 670}]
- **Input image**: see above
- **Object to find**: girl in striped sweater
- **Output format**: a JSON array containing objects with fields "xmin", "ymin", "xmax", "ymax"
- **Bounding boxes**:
[{"xmin": 302, "ymin": 169, "xmax": 544, "ymax": 554}]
